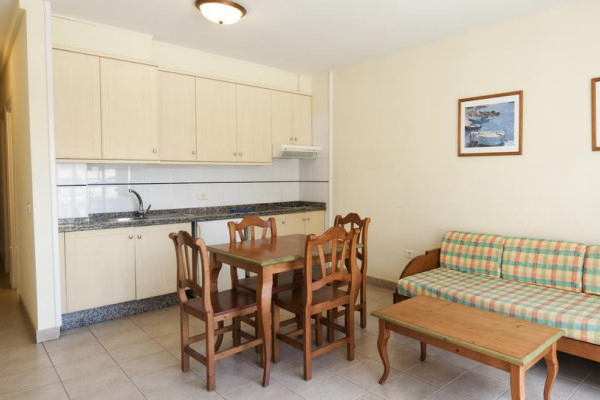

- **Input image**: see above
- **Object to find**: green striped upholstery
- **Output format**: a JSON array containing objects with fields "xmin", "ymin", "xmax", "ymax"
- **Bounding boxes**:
[
  {"xmin": 397, "ymin": 268, "xmax": 600, "ymax": 345},
  {"xmin": 584, "ymin": 246, "xmax": 600, "ymax": 295},
  {"xmin": 501, "ymin": 238, "xmax": 585, "ymax": 292},
  {"xmin": 440, "ymin": 231, "xmax": 504, "ymax": 277}
]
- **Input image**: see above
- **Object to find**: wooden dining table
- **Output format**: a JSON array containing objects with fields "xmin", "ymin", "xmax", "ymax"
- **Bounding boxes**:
[{"xmin": 206, "ymin": 233, "xmax": 341, "ymax": 387}]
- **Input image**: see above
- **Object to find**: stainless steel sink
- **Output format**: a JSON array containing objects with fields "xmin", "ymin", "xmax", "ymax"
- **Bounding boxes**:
[{"xmin": 106, "ymin": 213, "xmax": 194, "ymax": 224}]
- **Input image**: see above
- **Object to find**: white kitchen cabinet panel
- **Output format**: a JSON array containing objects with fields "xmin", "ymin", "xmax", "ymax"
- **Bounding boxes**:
[
  {"xmin": 158, "ymin": 72, "xmax": 197, "ymax": 161},
  {"xmin": 59, "ymin": 233, "xmax": 66, "ymax": 312},
  {"xmin": 65, "ymin": 228, "xmax": 136, "ymax": 312},
  {"xmin": 135, "ymin": 223, "xmax": 189, "ymax": 299},
  {"xmin": 196, "ymin": 78, "xmax": 237, "ymax": 162},
  {"xmin": 101, "ymin": 58, "xmax": 158, "ymax": 160},
  {"xmin": 305, "ymin": 210, "xmax": 325, "ymax": 236},
  {"xmin": 236, "ymin": 85, "xmax": 272, "ymax": 163},
  {"xmin": 272, "ymin": 213, "xmax": 305, "ymax": 236},
  {"xmin": 53, "ymin": 50, "xmax": 102, "ymax": 159},
  {"xmin": 271, "ymin": 91, "xmax": 293, "ymax": 145},
  {"xmin": 293, "ymin": 94, "xmax": 312, "ymax": 146}
]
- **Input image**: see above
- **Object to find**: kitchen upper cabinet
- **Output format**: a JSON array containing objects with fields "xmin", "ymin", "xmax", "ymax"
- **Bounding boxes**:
[
  {"xmin": 158, "ymin": 72, "xmax": 196, "ymax": 161},
  {"xmin": 272, "ymin": 91, "xmax": 293, "ymax": 145},
  {"xmin": 293, "ymin": 95, "xmax": 312, "ymax": 146},
  {"xmin": 134, "ymin": 223, "xmax": 188, "ymax": 299},
  {"xmin": 271, "ymin": 92, "xmax": 312, "ymax": 146},
  {"xmin": 53, "ymin": 50, "xmax": 102, "ymax": 159},
  {"xmin": 100, "ymin": 58, "xmax": 158, "ymax": 160},
  {"xmin": 237, "ymin": 85, "xmax": 272, "ymax": 163},
  {"xmin": 65, "ymin": 228, "xmax": 136, "ymax": 312},
  {"xmin": 196, "ymin": 78, "xmax": 237, "ymax": 162}
]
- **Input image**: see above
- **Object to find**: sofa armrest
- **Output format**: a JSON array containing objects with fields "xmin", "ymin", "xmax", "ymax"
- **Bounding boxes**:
[{"xmin": 399, "ymin": 248, "xmax": 441, "ymax": 279}]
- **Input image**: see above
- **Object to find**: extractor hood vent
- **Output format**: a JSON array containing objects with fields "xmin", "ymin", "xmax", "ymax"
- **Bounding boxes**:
[{"xmin": 272, "ymin": 144, "xmax": 321, "ymax": 159}]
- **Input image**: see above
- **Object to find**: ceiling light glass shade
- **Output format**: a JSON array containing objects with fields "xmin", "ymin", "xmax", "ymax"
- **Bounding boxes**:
[{"xmin": 196, "ymin": 1, "xmax": 246, "ymax": 25}]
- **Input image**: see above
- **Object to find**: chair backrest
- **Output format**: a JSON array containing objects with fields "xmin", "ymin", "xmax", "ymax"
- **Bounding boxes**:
[
  {"xmin": 228, "ymin": 215, "xmax": 277, "ymax": 243},
  {"xmin": 334, "ymin": 213, "xmax": 370, "ymax": 271},
  {"xmin": 304, "ymin": 226, "xmax": 360, "ymax": 306},
  {"xmin": 169, "ymin": 230, "xmax": 212, "ymax": 312}
]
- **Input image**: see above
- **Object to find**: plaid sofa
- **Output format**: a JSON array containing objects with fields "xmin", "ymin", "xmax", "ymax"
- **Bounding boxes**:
[{"xmin": 397, "ymin": 231, "xmax": 600, "ymax": 345}]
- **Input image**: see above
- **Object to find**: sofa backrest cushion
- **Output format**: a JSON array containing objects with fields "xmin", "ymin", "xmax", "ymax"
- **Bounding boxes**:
[
  {"xmin": 583, "ymin": 245, "xmax": 600, "ymax": 295},
  {"xmin": 502, "ymin": 237, "xmax": 585, "ymax": 292},
  {"xmin": 440, "ymin": 231, "xmax": 505, "ymax": 277}
]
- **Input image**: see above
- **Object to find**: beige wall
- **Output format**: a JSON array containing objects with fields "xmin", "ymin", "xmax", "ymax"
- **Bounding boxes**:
[{"xmin": 332, "ymin": 0, "xmax": 600, "ymax": 282}]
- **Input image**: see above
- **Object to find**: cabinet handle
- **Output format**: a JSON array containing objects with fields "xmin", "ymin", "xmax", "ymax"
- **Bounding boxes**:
[
  {"xmin": 137, "ymin": 234, "xmax": 142, "ymax": 239},
  {"xmin": 294, "ymin": 137, "xmax": 298, "ymax": 141},
  {"xmin": 289, "ymin": 137, "xmax": 294, "ymax": 141},
  {"xmin": 239, "ymin": 152, "xmax": 243, "ymax": 157},
  {"xmin": 192, "ymin": 150, "xmax": 196, "ymax": 155},
  {"xmin": 152, "ymin": 148, "xmax": 158, "ymax": 153},
  {"xmin": 233, "ymin": 152, "xmax": 237, "ymax": 156},
  {"xmin": 307, "ymin": 217, "xmax": 311, "ymax": 221},
  {"xmin": 302, "ymin": 218, "xmax": 306, "ymax": 221},
  {"xmin": 282, "ymin": 220, "xmax": 286, "ymax": 224},
  {"xmin": 128, "ymin": 234, "xmax": 133, "ymax": 239}
]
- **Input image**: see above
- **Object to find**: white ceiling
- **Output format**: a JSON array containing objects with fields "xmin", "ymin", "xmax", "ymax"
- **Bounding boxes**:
[{"xmin": 46, "ymin": 0, "xmax": 570, "ymax": 74}]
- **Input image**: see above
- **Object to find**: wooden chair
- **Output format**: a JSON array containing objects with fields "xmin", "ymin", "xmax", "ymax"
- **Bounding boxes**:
[
  {"xmin": 334, "ymin": 213, "xmax": 371, "ymax": 328},
  {"xmin": 272, "ymin": 226, "xmax": 360, "ymax": 380},
  {"xmin": 170, "ymin": 230, "xmax": 265, "ymax": 391}
]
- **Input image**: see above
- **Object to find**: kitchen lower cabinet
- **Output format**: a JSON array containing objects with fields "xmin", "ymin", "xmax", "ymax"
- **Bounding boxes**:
[
  {"xmin": 64, "ymin": 223, "xmax": 188, "ymax": 312},
  {"xmin": 305, "ymin": 211, "xmax": 325, "ymax": 235},
  {"xmin": 59, "ymin": 233, "xmax": 66, "ymax": 312},
  {"xmin": 65, "ymin": 227, "xmax": 136, "ymax": 312},
  {"xmin": 270, "ymin": 211, "xmax": 325, "ymax": 236},
  {"xmin": 134, "ymin": 223, "xmax": 188, "ymax": 299}
]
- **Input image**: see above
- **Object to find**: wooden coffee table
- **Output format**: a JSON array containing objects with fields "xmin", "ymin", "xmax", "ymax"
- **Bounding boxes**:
[{"xmin": 373, "ymin": 296, "xmax": 563, "ymax": 400}]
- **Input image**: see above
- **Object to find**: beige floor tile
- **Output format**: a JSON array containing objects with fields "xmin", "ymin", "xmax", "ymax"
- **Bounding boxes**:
[
  {"xmin": 224, "ymin": 380, "xmax": 295, "ymax": 400},
  {"xmin": 369, "ymin": 372, "xmax": 438, "ymax": 400},
  {"xmin": 43, "ymin": 329, "xmax": 97, "ymax": 354},
  {"xmin": 54, "ymin": 351, "xmax": 116, "ymax": 380},
  {"xmin": 72, "ymin": 381, "xmax": 144, "ymax": 400},
  {"xmin": 271, "ymin": 358, "xmax": 335, "ymax": 392},
  {"xmin": 46, "ymin": 339, "xmax": 107, "ymax": 366},
  {"xmin": 120, "ymin": 350, "xmax": 179, "ymax": 379},
  {"xmin": 146, "ymin": 380, "xmax": 223, "ymax": 399},
  {"xmin": 97, "ymin": 326, "xmax": 152, "ymax": 351},
  {"xmin": 130, "ymin": 309, "xmax": 174, "ymax": 328},
  {"xmin": 59, "ymin": 326, "xmax": 91, "ymax": 336},
  {"xmin": 89, "ymin": 318, "xmax": 139, "ymax": 339},
  {"xmin": 570, "ymin": 384, "xmax": 600, "ymax": 400},
  {"xmin": 297, "ymin": 375, "xmax": 369, "ymax": 400},
  {"xmin": 0, "ymin": 344, "xmax": 52, "ymax": 378},
  {"xmin": 433, "ymin": 370, "xmax": 509, "ymax": 400},
  {"xmin": 404, "ymin": 355, "xmax": 468, "ymax": 388},
  {"xmin": 132, "ymin": 364, "xmax": 197, "ymax": 395},
  {"xmin": 338, "ymin": 358, "xmax": 400, "ymax": 391},
  {"xmin": 354, "ymin": 333, "xmax": 380, "ymax": 358},
  {"xmin": 62, "ymin": 365, "xmax": 130, "ymax": 398},
  {"xmin": 208, "ymin": 356, "xmax": 265, "ymax": 395},
  {"xmin": 0, "ymin": 382, "xmax": 68, "ymax": 400},
  {"xmin": 109, "ymin": 338, "xmax": 164, "ymax": 364},
  {"xmin": 0, "ymin": 366, "xmax": 60, "ymax": 397}
]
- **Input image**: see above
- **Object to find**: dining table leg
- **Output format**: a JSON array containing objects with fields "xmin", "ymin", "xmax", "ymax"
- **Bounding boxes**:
[{"xmin": 257, "ymin": 269, "xmax": 274, "ymax": 387}]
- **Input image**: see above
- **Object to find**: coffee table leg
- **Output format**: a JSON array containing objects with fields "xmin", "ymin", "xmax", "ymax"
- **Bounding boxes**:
[
  {"xmin": 510, "ymin": 365, "xmax": 525, "ymax": 400},
  {"xmin": 377, "ymin": 319, "xmax": 391, "ymax": 384},
  {"xmin": 543, "ymin": 343, "xmax": 558, "ymax": 400},
  {"xmin": 420, "ymin": 342, "xmax": 427, "ymax": 361}
]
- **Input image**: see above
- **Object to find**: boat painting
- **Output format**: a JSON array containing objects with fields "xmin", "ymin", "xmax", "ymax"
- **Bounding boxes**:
[{"xmin": 458, "ymin": 91, "xmax": 522, "ymax": 156}]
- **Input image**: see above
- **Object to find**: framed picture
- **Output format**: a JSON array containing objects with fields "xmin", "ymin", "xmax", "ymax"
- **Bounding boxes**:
[
  {"xmin": 458, "ymin": 91, "xmax": 523, "ymax": 157},
  {"xmin": 592, "ymin": 78, "xmax": 600, "ymax": 151}
]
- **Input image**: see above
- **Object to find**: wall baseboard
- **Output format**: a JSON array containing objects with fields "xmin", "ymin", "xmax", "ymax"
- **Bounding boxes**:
[
  {"xmin": 366, "ymin": 275, "xmax": 396, "ymax": 290},
  {"xmin": 36, "ymin": 326, "xmax": 60, "ymax": 342}
]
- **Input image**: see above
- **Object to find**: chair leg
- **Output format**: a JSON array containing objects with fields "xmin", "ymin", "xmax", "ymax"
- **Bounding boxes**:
[
  {"xmin": 215, "ymin": 321, "xmax": 224, "ymax": 352},
  {"xmin": 346, "ymin": 306, "xmax": 355, "ymax": 361},
  {"xmin": 180, "ymin": 309, "xmax": 190, "ymax": 372},
  {"xmin": 206, "ymin": 316, "xmax": 216, "ymax": 391},
  {"xmin": 315, "ymin": 312, "xmax": 323, "ymax": 346},
  {"xmin": 303, "ymin": 312, "xmax": 312, "ymax": 381},
  {"xmin": 273, "ymin": 305, "xmax": 280, "ymax": 363},
  {"xmin": 233, "ymin": 317, "xmax": 241, "ymax": 347},
  {"xmin": 360, "ymin": 281, "xmax": 367, "ymax": 329},
  {"xmin": 327, "ymin": 309, "xmax": 335, "ymax": 343}
]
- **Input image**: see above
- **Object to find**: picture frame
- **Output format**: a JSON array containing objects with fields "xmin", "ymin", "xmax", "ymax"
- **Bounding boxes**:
[
  {"xmin": 458, "ymin": 91, "xmax": 523, "ymax": 157},
  {"xmin": 592, "ymin": 77, "xmax": 600, "ymax": 151}
]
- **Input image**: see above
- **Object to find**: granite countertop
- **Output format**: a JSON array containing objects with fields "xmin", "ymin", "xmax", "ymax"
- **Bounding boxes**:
[{"xmin": 58, "ymin": 201, "xmax": 326, "ymax": 232}]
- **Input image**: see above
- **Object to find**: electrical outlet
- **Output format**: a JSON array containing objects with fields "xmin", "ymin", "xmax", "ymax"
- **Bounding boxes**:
[
  {"xmin": 197, "ymin": 192, "xmax": 208, "ymax": 200},
  {"xmin": 404, "ymin": 249, "xmax": 414, "ymax": 259}
]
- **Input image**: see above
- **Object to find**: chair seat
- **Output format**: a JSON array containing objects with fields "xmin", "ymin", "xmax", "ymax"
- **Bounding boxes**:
[
  {"xmin": 237, "ymin": 272, "xmax": 299, "ymax": 294},
  {"xmin": 274, "ymin": 286, "xmax": 350, "ymax": 315},
  {"xmin": 184, "ymin": 288, "xmax": 257, "ymax": 319}
]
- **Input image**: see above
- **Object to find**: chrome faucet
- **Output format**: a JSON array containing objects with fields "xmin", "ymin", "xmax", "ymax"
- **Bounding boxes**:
[{"xmin": 129, "ymin": 189, "xmax": 151, "ymax": 217}]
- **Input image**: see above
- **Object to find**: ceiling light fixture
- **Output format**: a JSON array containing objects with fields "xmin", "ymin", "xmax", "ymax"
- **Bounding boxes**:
[{"xmin": 196, "ymin": 0, "xmax": 246, "ymax": 25}]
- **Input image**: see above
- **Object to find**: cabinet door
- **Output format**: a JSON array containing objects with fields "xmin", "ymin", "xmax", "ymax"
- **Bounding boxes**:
[
  {"xmin": 196, "ymin": 78, "xmax": 237, "ymax": 162},
  {"xmin": 65, "ymin": 228, "xmax": 136, "ymax": 312},
  {"xmin": 101, "ymin": 58, "xmax": 158, "ymax": 160},
  {"xmin": 237, "ymin": 85, "xmax": 272, "ymax": 163},
  {"xmin": 275, "ymin": 213, "xmax": 306, "ymax": 235},
  {"xmin": 271, "ymin": 91, "xmax": 293, "ymax": 145},
  {"xmin": 59, "ymin": 233, "xmax": 66, "ymax": 312},
  {"xmin": 135, "ymin": 223, "xmax": 189, "ymax": 300},
  {"xmin": 305, "ymin": 211, "xmax": 325, "ymax": 236},
  {"xmin": 158, "ymin": 72, "xmax": 196, "ymax": 161},
  {"xmin": 293, "ymin": 94, "xmax": 312, "ymax": 145},
  {"xmin": 53, "ymin": 50, "xmax": 102, "ymax": 159}
]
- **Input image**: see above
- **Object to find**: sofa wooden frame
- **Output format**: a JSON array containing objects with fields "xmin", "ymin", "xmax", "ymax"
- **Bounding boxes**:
[{"xmin": 393, "ymin": 248, "xmax": 600, "ymax": 363}]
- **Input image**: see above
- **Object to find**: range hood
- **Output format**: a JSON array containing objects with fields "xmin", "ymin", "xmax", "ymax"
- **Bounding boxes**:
[{"xmin": 272, "ymin": 144, "xmax": 321, "ymax": 159}]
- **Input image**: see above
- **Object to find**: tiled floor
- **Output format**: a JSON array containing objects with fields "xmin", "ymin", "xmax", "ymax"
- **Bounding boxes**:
[{"xmin": 0, "ymin": 279, "xmax": 599, "ymax": 399}]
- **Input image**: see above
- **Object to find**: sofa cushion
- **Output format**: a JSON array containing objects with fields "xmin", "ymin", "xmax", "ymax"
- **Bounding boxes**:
[
  {"xmin": 440, "ymin": 231, "xmax": 504, "ymax": 277},
  {"xmin": 502, "ymin": 237, "xmax": 585, "ymax": 292},
  {"xmin": 397, "ymin": 267, "xmax": 600, "ymax": 345},
  {"xmin": 584, "ymin": 246, "xmax": 600, "ymax": 296}
]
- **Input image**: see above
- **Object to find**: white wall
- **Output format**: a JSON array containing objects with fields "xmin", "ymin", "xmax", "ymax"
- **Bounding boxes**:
[{"xmin": 332, "ymin": 0, "xmax": 600, "ymax": 282}]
